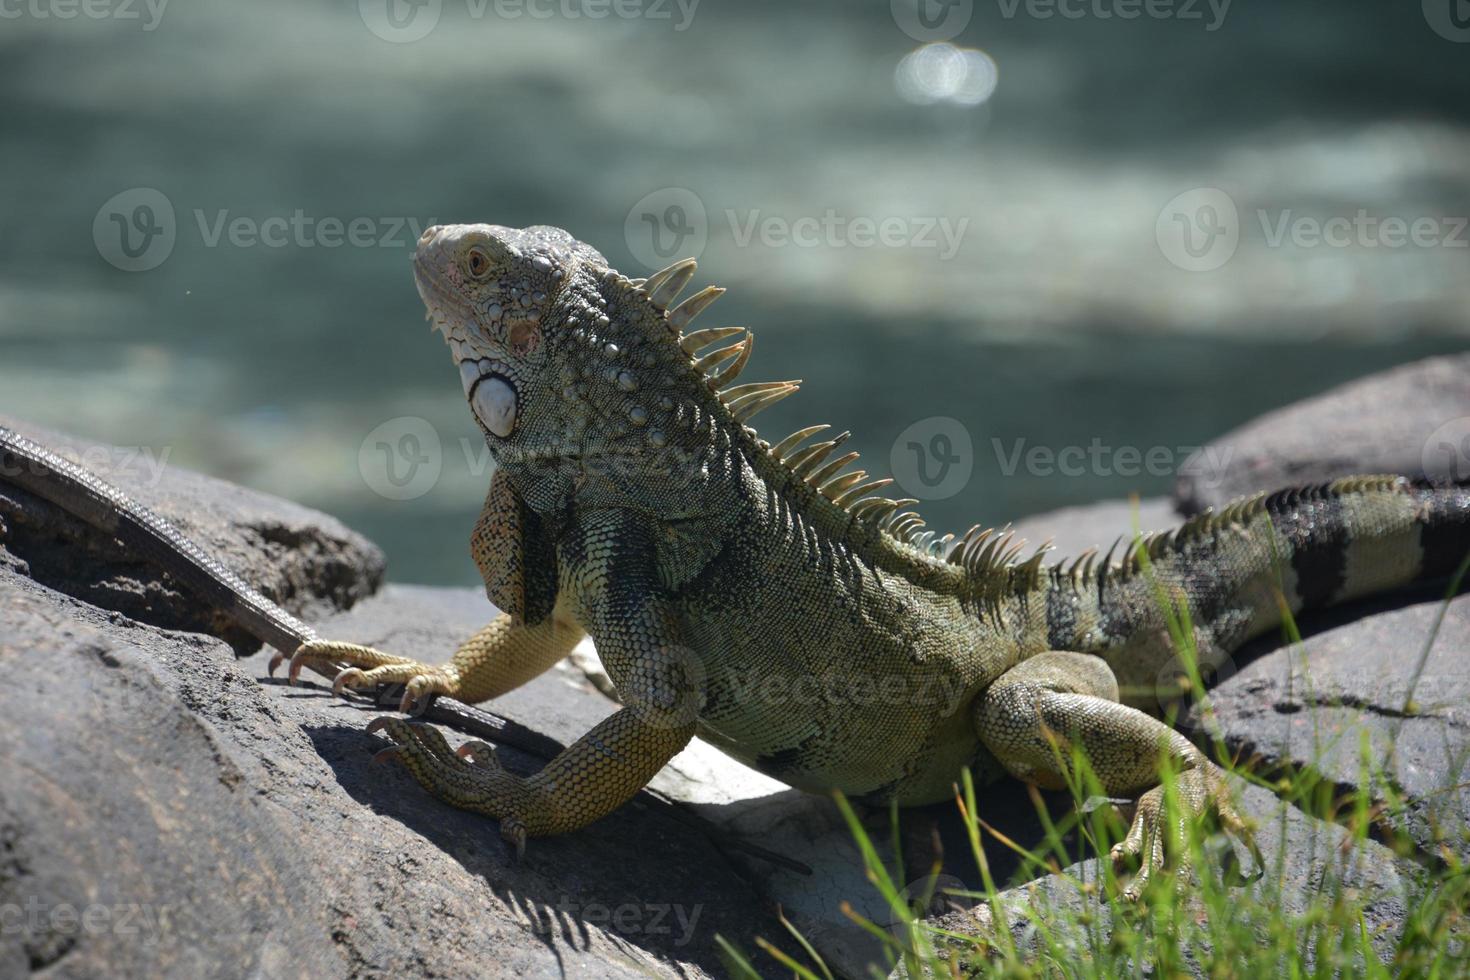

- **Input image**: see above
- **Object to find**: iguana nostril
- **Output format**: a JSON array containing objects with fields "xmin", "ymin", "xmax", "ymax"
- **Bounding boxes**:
[{"xmin": 419, "ymin": 225, "xmax": 442, "ymax": 246}]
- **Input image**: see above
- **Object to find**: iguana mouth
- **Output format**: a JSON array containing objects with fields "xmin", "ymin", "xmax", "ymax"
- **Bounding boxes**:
[{"xmin": 459, "ymin": 358, "xmax": 518, "ymax": 437}]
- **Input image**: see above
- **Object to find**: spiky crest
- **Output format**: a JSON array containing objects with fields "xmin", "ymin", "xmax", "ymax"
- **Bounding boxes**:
[{"xmin": 630, "ymin": 256, "xmax": 1211, "ymax": 582}]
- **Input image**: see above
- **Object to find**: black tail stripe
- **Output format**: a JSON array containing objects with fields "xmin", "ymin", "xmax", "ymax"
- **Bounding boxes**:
[
  {"xmin": 1268, "ymin": 487, "xmax": 1348, "ymax": 610},
  {"xmin": 1419, "ymin": 486, "xmax": 1470, "ymax": 581}
]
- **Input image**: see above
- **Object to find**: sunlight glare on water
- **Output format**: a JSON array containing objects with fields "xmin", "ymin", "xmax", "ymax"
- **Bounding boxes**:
[{"xmin": 895, "ymin": 43, "xmax": 999, "ymax": 107}]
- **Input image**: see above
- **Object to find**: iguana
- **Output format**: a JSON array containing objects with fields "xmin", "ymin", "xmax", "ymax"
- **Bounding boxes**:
[
  {"xmin": 5, "ymin": 224, "xmax": 1466, "ymax": 899},
  {"xmin": 270, "ymin": 223, "xmax": 1470, "ymax": 893}
]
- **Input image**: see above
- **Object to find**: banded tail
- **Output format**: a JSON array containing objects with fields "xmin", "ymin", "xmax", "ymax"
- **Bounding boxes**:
[{"xmin": 1043, "ymin": 476, "xmax": 1470, "ymax": 711}]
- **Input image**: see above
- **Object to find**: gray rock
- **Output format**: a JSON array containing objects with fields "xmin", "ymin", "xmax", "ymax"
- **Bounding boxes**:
[
  {"xmin": 902, "ymin": 779, "xmax": 1414, "ymax": 977},
  {"xmin": 1188, "ymin": 590, "xmax": 1470, "ymax": 862},
  {"xmin": 0, "ymin": 417, "xmax": 386, "ymax": 654},
  {"xmin": 1174, "ymin": 353, "xmax": 1470, "ymax": 514},
  {"xmin": 0, "ymin": 572, "xmax": 783, "ymax": 979}
]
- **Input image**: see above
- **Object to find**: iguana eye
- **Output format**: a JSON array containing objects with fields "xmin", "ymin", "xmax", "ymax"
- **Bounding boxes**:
[{"xmin": 466, "ymin": 246, "xmax": 491, "ymax": 279}]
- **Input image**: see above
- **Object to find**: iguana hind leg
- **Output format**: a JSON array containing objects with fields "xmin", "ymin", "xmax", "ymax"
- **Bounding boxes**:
[
  {"xmin": 369, "ymin": 700, "xmax": 694, "ymax": 854},
  {"xmin": 973, "ymin": 651, "xmax": 1259, "ymax": 899},
  {"xmin": 278, "ymin": 612, "xmax": 582, "ymax": 712}
]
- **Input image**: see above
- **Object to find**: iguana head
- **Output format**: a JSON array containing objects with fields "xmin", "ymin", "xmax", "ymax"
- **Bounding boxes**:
[
  {"xmin": 414, "ymin": 222, "xmax": 974, "ymax": 566},
  {"xmin": 414, "ymin": 223, "xmax": 785, "ymax": 513}
]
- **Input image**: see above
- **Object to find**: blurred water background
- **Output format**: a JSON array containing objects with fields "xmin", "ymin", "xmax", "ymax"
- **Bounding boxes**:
[{"xmin": 2, "ymin": 0, "xmax": 1467, "ymax": 584}]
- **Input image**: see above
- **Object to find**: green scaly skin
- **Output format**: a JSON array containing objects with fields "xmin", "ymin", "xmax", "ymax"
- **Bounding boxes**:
[{"xmin": 287, "ymin": 224, "xmax": 1470, "ymax": 892}]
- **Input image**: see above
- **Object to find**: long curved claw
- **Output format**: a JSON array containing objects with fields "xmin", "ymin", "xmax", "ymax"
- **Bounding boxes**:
[
  {"xmin": 456, "ymin": 740, "xmax": 498, "ymax": 768},
  {"xmin": 501, "ymin": 817, "xmax": 528, "ymax": 861},
  {"xmin": 333, "ymin": 667, "xmax": 368, "ymax": 696},
  {"xmin": 273, "ymin": 640, "xmax": 453, "ymax": 710}
]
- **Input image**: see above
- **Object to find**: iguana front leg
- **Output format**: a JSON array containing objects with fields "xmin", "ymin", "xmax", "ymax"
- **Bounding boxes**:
[
  {"xmin": 275, "ymin": 468, "xmax": 578, "ymax": 712},
  {"xmin": 974, "ymin": 652, "xmax": 1259, "ymax": 899},
  {"xmin": 277, "ymin": 612, "xmax": 582, "ymax": 712},
  {"xmin": 362, "ymin": 512, "xmax": 701, "ymax": 851}
]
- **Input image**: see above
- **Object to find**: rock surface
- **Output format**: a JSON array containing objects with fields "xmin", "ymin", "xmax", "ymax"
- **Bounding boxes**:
[
  {"xmin": 3, "ymin": 369, "xmax": 1468, "ymax": 978},
  {"xmin": 1187, "ymin": 590, "xmax": 1470, "ymax": 863},
  {"xmin": 1174, "ymin": 353, "xmax": 1470, "ymax": 514},
  {"xmin": 0, "ymin": 416, "xmax": 385, "ymax": 654}
]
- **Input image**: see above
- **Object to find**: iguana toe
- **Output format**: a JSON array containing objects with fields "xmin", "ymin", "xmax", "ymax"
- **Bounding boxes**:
[
  {"xmin": 366, "ymin": 716, "xmax": 536, "ymax": 840},
  {"xmin": 501, "ymin": 817, "xmax": 528, "ymax": 860},
  {"xmin": 1112, "ymin": 765, "xmax": 1260, "ymax": 901},
  {"xmin": 278, "ymin": 640, "xmax": 456, "ymax": 712}
]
